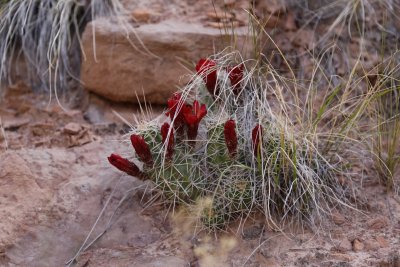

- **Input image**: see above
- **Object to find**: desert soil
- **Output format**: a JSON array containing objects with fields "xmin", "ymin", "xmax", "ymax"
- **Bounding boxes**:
[
  {"xmin": 1, "ymin": 0, "xmax": 400, "ymax": 266},
  {"xmin": 1, "ymin": 80, "xmax": 400, "ymax": 267}
]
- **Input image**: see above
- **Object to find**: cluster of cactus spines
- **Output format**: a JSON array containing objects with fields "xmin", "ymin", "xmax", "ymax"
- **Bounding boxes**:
[{"xmin": 108, "ymin": 53, "xmax": 345, "ymax": 231}]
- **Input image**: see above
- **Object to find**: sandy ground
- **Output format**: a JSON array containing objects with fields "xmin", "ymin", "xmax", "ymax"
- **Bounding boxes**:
[
  {"xmin": 1, "ymin": 0, "xmax": 400, "ymax": 266},
  {"xmin": 0, "ymin": 84, "xmax": 399, "ymax": 267}
]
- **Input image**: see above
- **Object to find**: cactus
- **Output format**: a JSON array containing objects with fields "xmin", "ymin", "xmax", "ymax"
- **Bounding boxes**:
[{"xmin": 108, "ymin": 53, "xmax": 347, "ymax": 231}]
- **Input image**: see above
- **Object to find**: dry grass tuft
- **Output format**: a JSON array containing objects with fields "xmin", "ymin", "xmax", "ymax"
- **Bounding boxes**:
[{"xmin": 0, "ymin": 0, "xmax": 126, "ymax": 101}]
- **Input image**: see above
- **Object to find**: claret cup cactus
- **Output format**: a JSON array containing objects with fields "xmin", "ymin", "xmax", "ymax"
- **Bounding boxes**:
[{"xmin": 109, "ymin": 53, "xmax": 346, "ymax": 231}]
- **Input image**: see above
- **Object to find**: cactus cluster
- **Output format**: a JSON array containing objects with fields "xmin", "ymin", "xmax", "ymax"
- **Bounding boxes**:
[{"xmin": 108, "ymin": 54, "xmax": 344, "ymax": 230}]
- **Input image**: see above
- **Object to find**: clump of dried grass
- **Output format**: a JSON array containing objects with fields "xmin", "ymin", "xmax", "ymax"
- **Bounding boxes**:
[{"xmin": 0, "ymin": 0, "xmax": 125, "ymax": 100}]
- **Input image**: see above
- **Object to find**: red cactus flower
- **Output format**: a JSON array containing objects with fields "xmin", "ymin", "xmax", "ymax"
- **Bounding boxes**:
[
  {"xmin": 165, "ymin": 92, "xmax": 186, "ymax": 137},
  {"xmin": 183, "ymin": 100, "xmax": 207, "ymax": 143},
  {"xmin": 130, "ymin": 134, "xmax": 153, "ymax": 166},
  {"xmin": 108, "ymin": 153, "xmax": 144, "ymax": 178},
  {"xmin": 252, "ymin": 124, "xmax": 263, "ymax": 157},
  {"xmin": 224, "ymin": 119, "xmax": 238, "ymax": 158},
  {"xmin": 196, "ymin": 58, "xmax": 218, "ymax": 96},
  {"xmin": 227, "ymin": 64, "xmax": 244, "ymax": 95},
  {"xmin": 161, "ymin": 122, "xmax": 174, "ymax": 160},
  {"xmin": 166, "ymin": 93, "xmax": 182, "ymax": 118}
]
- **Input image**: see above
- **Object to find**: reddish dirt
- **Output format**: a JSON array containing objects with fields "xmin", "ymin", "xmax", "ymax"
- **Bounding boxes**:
[
  {"xmin": 1, "ymin": 0, "xmax": 400, "ymax": 266},
  {"xmin": 0, "ymin": 84, "xmax": 399, "ymax": 267}
]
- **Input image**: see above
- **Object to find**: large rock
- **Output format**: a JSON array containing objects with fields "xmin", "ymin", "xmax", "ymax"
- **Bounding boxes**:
[{"xmin": 81, "ymin": 19, "xmax": 251, "ymax": 104}]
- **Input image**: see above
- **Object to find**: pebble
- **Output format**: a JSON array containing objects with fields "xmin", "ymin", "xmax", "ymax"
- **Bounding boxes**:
[
  {"xmin": 63, "ymin": 122, "xmax": 82, "ymax": 135},
  {"xmin": 352, "ymin": 239, "xmax": 364, "ymax": 252},
  {"xmin": 367, "ymin": 217, "xmax": 388, "ymax": 230},
  {"xmin": 132, "ymin": 9, "xmax": 152, "ymax": 23},
  {"xmin": 284, "ymin": 11, "xmax": 297, "ymax": 31},
  {"xmin": 31, "ymin": 123, "xmax": 54, "ymax": 137},
  {"xmin": 331, "ymin": 212, "xmax": 346, "ymax": 225},
  {"xmin": 376, "ymin": 236, "xmax": 389, "ymax": 248},
  {"xmin": 3, "ymin": 117, "xmax": 30, "ymax": 130},
  {"xmin": 364, "ymin": 239, "xmax": 380, "ymax": 251},
  {"xmin": 334, "ymin": 238, "xmax": 352, "ymax": 252}
]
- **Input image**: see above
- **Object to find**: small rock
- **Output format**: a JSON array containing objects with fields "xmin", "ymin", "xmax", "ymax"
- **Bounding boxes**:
[
  {"xmin": 31, "ymin": 123, "xmax": 54, "ymax": 137},
  {"xmin": 131, "ymin": 9, "xmax": 152, "ymax": 23},
  {"xmin": 376, "ymin": 236, "xmax": 389, "ymax": 248},
  {"xmin": 63, "ymin": 123, "xmax": 82, "ymax": 135},
  {"xmin": 367, "ymin": 217, "xmax": 388, "ymax": 230},
  {"xmin": 132, "ymin": 9, "xmax": 150, "ymax": 22},
  {"xmin": 67, "ymin": 129, "xmax": 92, "ymax": 147},
  {"xmin": 352, "ymin": 239, "xmax": 364, "ymax": 252},
  {"xmin": 331, "ymin": 212, "xmax": 346, "ymax": 225},
  {"xmin": 334, "ymin": 239, "xmax": 352, "ymax": 252},
  {"xmin": 364, "ymin": 239, "xmax": 380, "ymax": 251},
  {"xmin": 338, "ymin": 175, "xmax": 347, "ymax": 186},
  {"xmin": 284, "ymin": 11, "xmax": 297, "ymax": 31},
  {"xmin": 65, "ymin": 110, "xmax": 82, "ymax": 117},
  {"xmin": 34, "ymin": 140, "xmax": 47, "ymax": 147},
  {"xmin": 3, "ymin": 117, "xmax": 30, "ymax": 130}
]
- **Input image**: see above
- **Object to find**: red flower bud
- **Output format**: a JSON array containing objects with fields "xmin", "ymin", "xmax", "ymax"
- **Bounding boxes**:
[
  {"xmin": 165, "ymin": 92, "xmax": 185, "ymax": 137},
  {"xmin": 130, "ymin": 134, "xmax": 153, "ymax": 166},
  {"xmin": 196, "ymin": 58, "xmax": 219, "ymax": 96},
  {"xmin": 108, "ymin": 153, "xmax": 144, "ymax": 178},
  {"xmin": 183, "ymin": 100, "xmax": 207, "ymax": 144},
  {"xmin": 161, "ymin": 122, "xmax": 174, "ymax": 160},
  {"xmin": 252, "ymin": 124, "xmax": 263, "ymax": 157},
  {"xmin": 224, "ymin": 119, "xmax": 238, "ymax": 158},
  {"xmin": 227, "ymin": 64, "xmax": 244, "ymax": 95}
]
